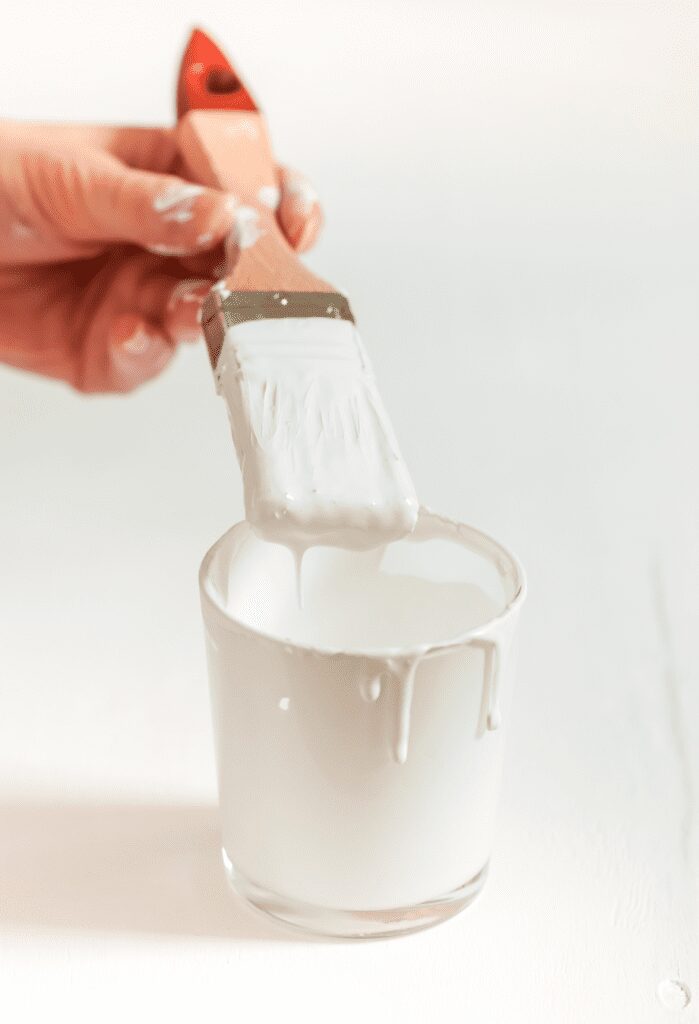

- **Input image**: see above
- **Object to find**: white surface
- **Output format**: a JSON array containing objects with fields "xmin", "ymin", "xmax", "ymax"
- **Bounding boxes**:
[{"xmin": 1, "ymin": 1, "xmax": 697, "ymax": 1021}]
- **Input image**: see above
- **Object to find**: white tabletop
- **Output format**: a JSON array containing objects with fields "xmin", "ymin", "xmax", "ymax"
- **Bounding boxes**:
[{"xmin": 1, "ymin": 2, "xmax": 697, "ymax": 1021}]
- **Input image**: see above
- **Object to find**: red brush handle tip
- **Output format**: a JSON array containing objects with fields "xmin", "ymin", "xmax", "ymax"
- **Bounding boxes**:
[{"xmin": 177, "ymin": 27, "xmax": 258, "ymax": 118}]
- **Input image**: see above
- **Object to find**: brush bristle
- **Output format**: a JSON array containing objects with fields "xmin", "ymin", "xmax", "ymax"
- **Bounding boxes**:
[{"xmin": 201, "ymin": 289, "xmax": 354, "ymax": 368}]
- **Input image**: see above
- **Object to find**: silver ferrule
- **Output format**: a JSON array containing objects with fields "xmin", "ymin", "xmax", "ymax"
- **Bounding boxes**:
[{"xmin": 200, "ymin": 290, "xmax": 355, "ymax": 368}]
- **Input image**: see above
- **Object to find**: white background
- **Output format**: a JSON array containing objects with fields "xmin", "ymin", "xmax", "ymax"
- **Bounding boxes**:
[{"xmin": 1, "ymin": 1, "xmax": 697, "ymax": 1021}]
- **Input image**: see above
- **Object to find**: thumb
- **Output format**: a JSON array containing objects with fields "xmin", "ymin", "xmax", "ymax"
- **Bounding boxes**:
[{"xmin": 25, "ymin": 147, "xmax": 236, "ymax": 256}]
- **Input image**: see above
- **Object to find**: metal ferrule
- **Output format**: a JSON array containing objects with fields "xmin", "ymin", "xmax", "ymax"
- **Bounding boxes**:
[{"xmin": 200, "ymin": 290, "xmax": 355, "ymax": 368}]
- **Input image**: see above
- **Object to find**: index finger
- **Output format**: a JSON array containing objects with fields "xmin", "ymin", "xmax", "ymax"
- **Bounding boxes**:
[{"xmin": 13, "ymin": 123, "xmax": 180, "ymax": 174}]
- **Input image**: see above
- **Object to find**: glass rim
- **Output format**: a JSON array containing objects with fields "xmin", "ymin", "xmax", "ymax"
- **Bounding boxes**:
[{"xmin": 199, "ymin": 507, "xmax": 527, "ymax": 660}]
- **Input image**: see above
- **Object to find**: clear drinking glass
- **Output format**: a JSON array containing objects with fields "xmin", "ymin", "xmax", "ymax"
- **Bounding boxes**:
[{"xmin": 199, "ymin": 510, "xmax": 526, "ymax": 939}]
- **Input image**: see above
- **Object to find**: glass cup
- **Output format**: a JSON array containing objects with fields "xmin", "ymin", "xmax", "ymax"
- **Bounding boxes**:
[{"xmin": 199, "ymin": 509, "xmax": 526, "ymax": 939}]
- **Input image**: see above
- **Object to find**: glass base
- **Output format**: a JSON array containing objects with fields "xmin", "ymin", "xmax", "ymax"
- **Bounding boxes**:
[{"xmin": 222, "ymin": 849, "xmax": 489, "ymax": 939}]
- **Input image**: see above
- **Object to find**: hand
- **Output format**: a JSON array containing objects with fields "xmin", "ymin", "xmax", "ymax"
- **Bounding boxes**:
[{"xmin": 0, "ymin": 121, "xmax": 322, "ymax": 392}]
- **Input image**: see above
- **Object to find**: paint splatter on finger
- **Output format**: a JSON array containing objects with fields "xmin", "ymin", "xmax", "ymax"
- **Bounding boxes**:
[
  {"xmin": 142, "ymin": 182, "xmax": 242, "ymax": 258},
  {"xmin": 152, "ymin": 183, "xmax": 206, "ymax": 223},
  {"xmin": 224, "ymin": 205, "xmax": 265, "ymax": 267},
  {"xmin": 257, "ymin": 184, "xmax": 281, "ymax": 209},
  {"xmin": 231, "ymin": 206, "xmax": 264, "ymax": 249},
  {"xmin": 166, "ymin": 277, "xmax": 211, "ymax": 313},
  {"xmin": 283, "ymin": 174, "xmax": 319, "ymax": 214}
]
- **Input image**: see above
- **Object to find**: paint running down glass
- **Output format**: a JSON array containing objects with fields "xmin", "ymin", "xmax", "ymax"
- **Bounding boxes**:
[{"xmin": 199, "ymin": 509, "xmax": 526, "ymax": 938}]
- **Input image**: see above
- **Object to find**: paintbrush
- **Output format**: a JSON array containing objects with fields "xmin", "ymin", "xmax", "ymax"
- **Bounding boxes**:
[{"xmin": 177, "ymin": 29, "xmax": 418, "ymax": 554}]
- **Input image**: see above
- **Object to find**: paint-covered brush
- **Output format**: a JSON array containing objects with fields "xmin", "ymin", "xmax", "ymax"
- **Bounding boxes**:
[{"xmin": 176, "ymin": 29, "xmax": 418, "ymax": 554}]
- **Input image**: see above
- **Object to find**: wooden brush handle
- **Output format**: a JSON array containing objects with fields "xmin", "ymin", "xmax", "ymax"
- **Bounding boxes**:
[{"xmin": 177, "ymin": 109, "xmax": 332, "ymax": 293}]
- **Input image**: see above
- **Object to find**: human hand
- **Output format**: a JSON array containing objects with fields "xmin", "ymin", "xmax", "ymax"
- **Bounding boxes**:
[{"xmin": 0, "ymin": 121, "xmax": 322, "ymax": 392}]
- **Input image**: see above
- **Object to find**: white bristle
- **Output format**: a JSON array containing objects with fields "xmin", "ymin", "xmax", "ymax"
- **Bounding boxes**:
[{"xmin": 216, "ymin": 316, "xmax": 419, "ymax": 552}]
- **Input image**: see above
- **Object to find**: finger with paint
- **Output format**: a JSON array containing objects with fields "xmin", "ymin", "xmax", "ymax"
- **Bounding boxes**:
[
  {"xmin": 0, "ymin": 123, "xmax": 237, "ymax": 263},
  {"xmin": 0, "ymin": 121, "xmax": 324, "ymax": 392},
  {"xmin": 250, "ymin": 167, "xmax": 323, "ymax": 253},
  {"xmin": 172, "ymin": 165, "xmax": 323, "ymax": 281},
  {"xmin": 277, "ymin": 167, "xmax": 323, "ymax": 253},
  {"xmin": 106, "ymin": 275, "xmax": 215, "ymax": 393},
  {"xmin": 0, "ymin": 248, "xmax": 212, "ymax": 392}
]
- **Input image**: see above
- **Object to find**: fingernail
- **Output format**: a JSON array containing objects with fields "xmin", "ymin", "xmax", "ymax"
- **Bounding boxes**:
[
  {"xmin": 121, "ymin": 330, "xmax": 152, "ymax": 355},
  {"xmin": 108, "ymin": 315, "xmax": 172, "ymax": 387},
  {"xmin": 146, "ymin": 242, "xmax": 196, "ymax": 257},
  {"xmin": 152, "ymin": 183, "xmax": 205, "ymax": 224},
  {"xmin": 165, "ymin": 279, "xmax": 212, "ymax": 344},
  {"xmin": 294, "ymin": 220, "xmax": 315, "ymax": 252},
  {"xmin": 285, "ymin": 175, "xmax": 318, "ymax": 214},
  {"xmin": 109, "ymin": 314, "xmax": 147, "ymax": 349},
  {"xmin": 186, "ymin": 194, "xmax": 241, "ymax": 255},
  {"xmin": 166, "ymin": 278, "xmax": 211, "ymax": 313},
  {"xmin": 292, "ymin": 207, "xmax": 322, "ymax": 252}
]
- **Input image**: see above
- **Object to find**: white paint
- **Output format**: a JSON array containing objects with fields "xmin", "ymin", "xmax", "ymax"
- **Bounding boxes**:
[
  {"xmin": 391, "ymin": 658, "xmax": 419, "ymax": 765},
  {"xmin": 201, "ymin": 511, "xmax": 524, "ymax": 909},
  {"xmin": 2, "ymin": 0, "xmax": 695, "ymax": 1014},
  {"xmin": 359, "ymin": 674, "xmax": 383, "ymax": 702},
  {"xmin": 166, "ymin": 278, "xmax": 209, "ymax": 313},
  {"xmin": 196, "ymin": 231, "xmax": 214, "ymax": 247},
  {"xmin": 152, "ymin": 183, "xmax": 205, "ymax": 223},
  {"xmin": 225, "ymin": 205, "xmax": 264, "ymax": 253},
  {"xmin": 657, "ymin": 979, "xmax": 692, "ymax": 1010},
  {"xmin": 284, "ymin": 174, "xmax": 318, "ymax": 213},
  {"xmin": 290, "ymin": 546, "xmax": 305, "ymax": 609},
  {"xmin": 257, "ymin": 185, "xmax": 281, "ymax": 209},
  {"xmin": 215, "ymin": 316, "xmax": 419, "ymax": 554}
]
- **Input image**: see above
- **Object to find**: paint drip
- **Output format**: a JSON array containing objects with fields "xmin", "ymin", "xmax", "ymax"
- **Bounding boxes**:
[
  {"xmin": 209, "ymin": 512, "xmax": 523, "ymax": 766},
  {"xmin": 215, "ymin": 316, "xmax": 419, "ymax": 561}
]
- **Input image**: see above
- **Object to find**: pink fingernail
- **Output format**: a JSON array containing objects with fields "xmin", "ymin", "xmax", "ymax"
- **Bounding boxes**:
[
  {"xmin": 146, "ymin": 242, "xmax": 198, "ymax": 257},
  {"xmin": 120, "ymin": 329, "xmax": 153, "ymax": 355},
  {"xmin": 295, "ymin": 222, "xmax": 315, "ymax": 251},
  {"xmin": 108, "ymin": 315, "xmax": 172, "ymax": 388},
  {"xmin": 109, "ymin": 314, "xmax": 145, "ymax": 348},
  {"xmin": 166, "ymin": 278, "xmax": 211, "ymax": 313},
  {"xmin": 165, "ymin": 280, "xmax": 213, "ymax": 345},
  {"xmin": 152, "ymin": 183, "xmax": 205, "ymax": 223},
  {"xmin": 293, "ymin": 208, "xmax": 322, "ymax": 252},
  {"xmin": 285, "ymin": 176, "xmax": 318, "ymax": 214}
]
